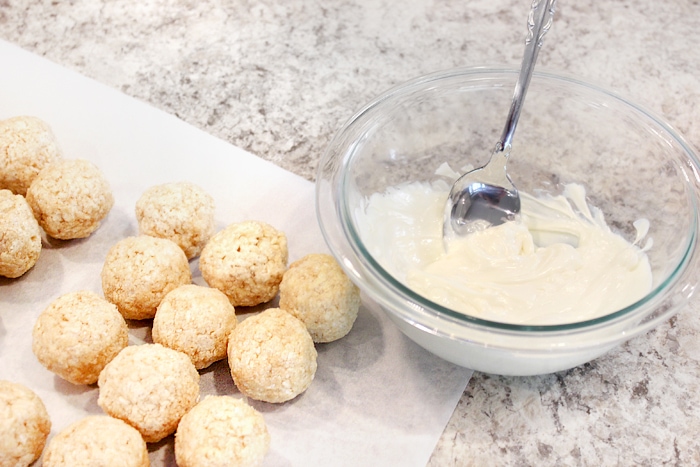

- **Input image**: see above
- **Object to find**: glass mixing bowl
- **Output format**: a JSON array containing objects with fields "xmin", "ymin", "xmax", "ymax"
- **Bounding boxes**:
[{"xmin": 316, "ymin": 67, "xmax": 700, "ymax": 376}]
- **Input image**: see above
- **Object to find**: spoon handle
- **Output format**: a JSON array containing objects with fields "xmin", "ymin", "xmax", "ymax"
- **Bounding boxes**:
[{"xmin": 498, "ymin": 0, "xmax": 556, "ymax": 151}]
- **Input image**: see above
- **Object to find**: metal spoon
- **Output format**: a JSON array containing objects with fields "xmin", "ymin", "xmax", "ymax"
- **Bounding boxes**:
[{"xmin": 445, "ymin": 0, "xmax": 556, "ymax": 237}]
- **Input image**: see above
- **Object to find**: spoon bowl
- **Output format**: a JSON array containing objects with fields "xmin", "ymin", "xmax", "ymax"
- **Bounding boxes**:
[{"xmin": 445, "ymin": 144, "xmax": 520, "ymax": 236}]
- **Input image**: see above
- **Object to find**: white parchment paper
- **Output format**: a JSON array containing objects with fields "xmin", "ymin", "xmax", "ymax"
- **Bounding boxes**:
[{"xmin": 0, "ymin": 40, "xmax": 472, "ymax": 466}]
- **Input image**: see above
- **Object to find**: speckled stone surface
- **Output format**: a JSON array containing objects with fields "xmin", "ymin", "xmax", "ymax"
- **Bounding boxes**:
[{"xmin": 2, "ymin": 0, "xmax": 700, "ymax": 465}]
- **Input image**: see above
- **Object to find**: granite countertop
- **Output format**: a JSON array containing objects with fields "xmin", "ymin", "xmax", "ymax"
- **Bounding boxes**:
[{"xmin": 2, "ymin": 0, "xmax": 700, "ymax": 465}]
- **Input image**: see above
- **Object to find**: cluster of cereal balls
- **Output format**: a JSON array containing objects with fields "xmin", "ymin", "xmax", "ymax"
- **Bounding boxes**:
[
  {"xmin": 0, "ymin": 115, "xmax": 114, "ymax": 278},
  {"xmin": 4, "ymin": 116, "xmax": 362, "ymax": 465}
]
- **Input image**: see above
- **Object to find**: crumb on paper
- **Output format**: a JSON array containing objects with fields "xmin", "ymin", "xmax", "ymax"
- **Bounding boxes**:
[
  {"xmin": 42, "ymin": 415, "xmax": 148, "ymax": 467},
  {"xmin": 175, "ymin": 395, "xmax": 270, "ymax": 467},
  {"xmin": 32, "ymin": 290, "xmax": 128, "ymax": 385},
  {"xmin": 97, "ymin": 343, "xmax": 200, "ymax": 443},
  {"xmin": 227, "ymin": 308, "xmax": 317, "ymax": 403},
  {"xmin": 279, "ymin": 253, "xmax": 360, "ymax": 343},
  {"xmin": 0, "ymin": 189, "xmax": 41, "ymax": 278},
  {"xmin": 136, "ymin": 181, "xmax": 215, "ymax": 260},
  {"xmin": 0, "ymin": 115, "xmax": 62, "ymax": 196},
  {"xmin": 0, "ymin": 380, "xmax": 51, "ymax": 467},
  {"xmin": 153, "ymin": 284, "xmax": 237, "ymax": 370},
  {"xmin": 199, "ymin": 220, "xmax": 288, "ymax": 307},
  {"xmin": 101, "ymin": 235, "xmax": 192, "ymax": 320},
  {"xmin": 25, "ymin": 158, "xmax": 113, "ymax": 240}
]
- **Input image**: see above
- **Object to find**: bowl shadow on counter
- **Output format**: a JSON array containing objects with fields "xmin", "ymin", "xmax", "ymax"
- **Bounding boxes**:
[{"xmin": 467, "ymin": 334, "xmax": 656, "ymax": 411}]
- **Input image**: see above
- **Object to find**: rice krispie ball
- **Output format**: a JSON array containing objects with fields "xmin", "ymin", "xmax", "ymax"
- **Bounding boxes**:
[
  {"xmin": 97, "ymin": 343, "xmax": 200, "ymax": 443},
  {"xmin": 0, "ymin": 116, "xmax": 62, "ymax": 196},
  {"xmin": 32, "ymin": 290, "xmax": 128, "ymax": 385},
  {"xmin": 227, "ymin": 308, "xmax": 317, "ymax": 403},
  {"xmin": 25, "ymin": 158, "xmax": 114, "ymax": 240},
  {"xmin": 0, "ymin": 380, "xmax": 51, "ymax": 467},
  {"xmin": 42, "ymin": 415, "xmax": 148, "ymax": 467},
  {"xmin": 0, "ymin": 189, "xmax": 42, "ymax": 278},
  {"xmin": 175, "ymin": 396, "xmax": 270, "ymax": 467},
  {"xmin": 200, "ymin": 220, "xmax": 288, "ymax": 307},
  {"xmin": 153, "ymin": 284, "xmax": 237, "ymax": 370},
  {"xmin": 135, "ymin": 181, "xmax": 215, "ymax": 259},
  {"xmin": 101, "ymin": 235, "xmax": 192, "ymax": 320},
  {"xmin": 279, "ymin": 253, "xmax": 361, "ymax": 343}
]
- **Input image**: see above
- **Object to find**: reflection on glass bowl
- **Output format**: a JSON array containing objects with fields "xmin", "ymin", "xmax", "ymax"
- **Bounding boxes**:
[{"xmin": 316, "ymin": 67, "xmax": 700, "ymax": 376}]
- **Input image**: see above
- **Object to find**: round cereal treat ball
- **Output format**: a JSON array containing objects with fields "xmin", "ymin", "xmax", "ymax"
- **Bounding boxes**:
[
  {"xmin": 200, "ymin": 220, "xmax": 288, "ymax": 307},
  {"xmin": 279, "ymin": 253, "xmax": 361, "ymax": 343},
  {"xmin": 153, "ymin": 284, "xmax": 237, "ymax": 370},
  {"xmin": 0, "ymin": 189, "xmax": 42, "ymax": 278},
  {"xmin": 135, "ymin": 181, "xmax": 215, "ymax": 260},
  {"xmin": 97, "ymin": 343, "xmax": 200, "ymax": 443},
  {"xmin": 32, "ymin": 290, "xmax": 128, "ymax": 385},
  {"xmin": 175, "ymin": 396, "xmax": 270, "ymax": 467},
  {"xmin": 101, "ymin": 235, "xmax": 192, "ymax": 320},
  {"xmin": 0, "ymin": 116, "xmax": 62, "ymax": 196},
  {"xmin": 25, "ymin": 159, "xmax": 113, "ymax": 240},
  {"xmin": 227, "ymin": 308, "xmax": 317, "ymax": 403},
  {"xmin": 0, "ymin": 380, "xmax": 51, "ymax": 467},
  {"xmin": 42, "ymin": 415, "xmax": 148, "ymax": 467}
]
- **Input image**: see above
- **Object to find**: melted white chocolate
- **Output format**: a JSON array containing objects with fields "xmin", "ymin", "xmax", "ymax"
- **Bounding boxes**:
[{"xmin": 356, "ymin": 181, "xmax": 652, "ymax": 325}]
